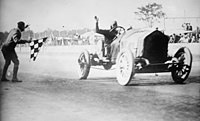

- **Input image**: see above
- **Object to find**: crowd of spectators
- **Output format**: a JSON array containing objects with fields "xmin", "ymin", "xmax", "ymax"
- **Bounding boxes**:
[
  {"xmin": 168, "ymin": 23, "xmax": 200, "ymax": 43},
  {"xmin": 182, "ymin": 23, "xmax": 193, "ymax": 31},
  {"xmin": 169, "ymin": 33, "xmax": 199, "ymax": 43}
]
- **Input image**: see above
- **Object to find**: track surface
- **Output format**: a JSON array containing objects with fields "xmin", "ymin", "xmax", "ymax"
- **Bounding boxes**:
[{"xmin": 0, "ymin": 45, "xmax": 200, "ymax": 121}]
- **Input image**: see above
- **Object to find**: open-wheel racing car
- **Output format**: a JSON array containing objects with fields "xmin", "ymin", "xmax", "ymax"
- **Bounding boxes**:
[{"xmin": 77, "ymin": 27, "xmax": 193, "ymax": 86}]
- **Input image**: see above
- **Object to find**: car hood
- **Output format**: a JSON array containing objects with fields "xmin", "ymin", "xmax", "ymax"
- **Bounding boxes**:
[{"xmin": 120, "ymin": 28, "xmax": 168, "ymax": 57}]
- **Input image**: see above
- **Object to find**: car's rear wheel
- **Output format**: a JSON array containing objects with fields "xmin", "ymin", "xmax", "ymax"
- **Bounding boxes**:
[
  {"xmin": 171, "ymin": 47, "xmax": 192, "ymax": 84},
  {"xmin": 116, "ymin": 49, "xmax": 135, "ymax": 86},
  {"xmin": 78, "ymin": 50, "xmax": 91, "ymax": 79}
]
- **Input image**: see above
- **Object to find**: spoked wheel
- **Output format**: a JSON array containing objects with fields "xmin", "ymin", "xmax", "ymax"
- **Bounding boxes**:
[
  {"xmin": 78, "ymin": 50, "xmax": 91, "ymax": 79},
  {"xmin": 116, "ymin": 49, "xmax": 135, "ymax": 86},
  {"xmin": 171, "ymin": 47, "xmax": 192, "ymax": 84}
]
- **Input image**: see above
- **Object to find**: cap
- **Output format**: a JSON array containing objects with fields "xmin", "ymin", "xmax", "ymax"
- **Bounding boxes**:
[
  {"xmin": 113, "ymin": 21, "xmax": 117, "ymax": 26},
  {"xmin": 17, "ymin": 21, "xmax": 25, "ymax": 28}
]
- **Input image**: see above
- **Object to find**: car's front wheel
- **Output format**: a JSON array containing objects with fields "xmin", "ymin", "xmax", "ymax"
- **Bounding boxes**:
[{"xmin": 116, "ymin": 49, "xmax": 135, "ymax": 86}]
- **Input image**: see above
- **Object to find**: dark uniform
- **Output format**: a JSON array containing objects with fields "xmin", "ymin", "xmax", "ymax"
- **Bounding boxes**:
[
  {"xmin": 95, "ymin": 16, "xmax": 118, "ymax": 57},
  {"xmin": 1, "ymin": 21, "xmax": 30, "ymax": 82},
  {"xmin": 95, "ymin": 21, "xmax": 118, "ymax": 44}
]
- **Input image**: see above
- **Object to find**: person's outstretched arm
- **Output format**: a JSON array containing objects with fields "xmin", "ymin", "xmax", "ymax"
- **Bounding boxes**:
[{"xmin": 94, "ymin": 16, "xmax": 110, "ymax": 37}]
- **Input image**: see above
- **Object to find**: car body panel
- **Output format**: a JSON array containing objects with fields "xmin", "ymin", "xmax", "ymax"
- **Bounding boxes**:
[{"xmin": 110, "ymin": 28, "xmax": 169, "ymax": 64}]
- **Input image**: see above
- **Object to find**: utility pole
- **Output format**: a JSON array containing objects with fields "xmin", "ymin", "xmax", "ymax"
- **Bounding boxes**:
[
  {"xmin": 61, "ymin": 26, "xmax": 65, "ymax": 45},
  {"xmin": 184, "ymin": 10, "xmax": 186, "ymax": 23}
]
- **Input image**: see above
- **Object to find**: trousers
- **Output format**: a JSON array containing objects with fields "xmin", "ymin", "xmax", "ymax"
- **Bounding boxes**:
[{"xmin": 1, "ymin": 48, "xmax": 19, "ymax": 80}]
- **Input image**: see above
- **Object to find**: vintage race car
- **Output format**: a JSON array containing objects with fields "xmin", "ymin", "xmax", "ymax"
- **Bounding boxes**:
[{"xmin": 78, "ymin": 27, "xmax": 192, "ymax": 86}]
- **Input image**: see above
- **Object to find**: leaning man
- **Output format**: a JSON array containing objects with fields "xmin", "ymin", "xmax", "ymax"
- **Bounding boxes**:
[{"xmin": 1, "ymin": 21, "xmax": 31, "ymax": 82}]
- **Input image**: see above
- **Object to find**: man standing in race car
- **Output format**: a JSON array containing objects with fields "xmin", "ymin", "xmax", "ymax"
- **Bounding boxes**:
[
  {"xmin": 1, "ymin": 21, "xmax": 31, "ymax": 82},
  {"xmin": 94, "ymin": 16, "xmax": 118, "ymax": 59}
]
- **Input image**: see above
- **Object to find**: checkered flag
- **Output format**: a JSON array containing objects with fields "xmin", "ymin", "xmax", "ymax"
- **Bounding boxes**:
[{"xmin": 30, "ymin": 37, "xmax": 47, "ymax": 61}]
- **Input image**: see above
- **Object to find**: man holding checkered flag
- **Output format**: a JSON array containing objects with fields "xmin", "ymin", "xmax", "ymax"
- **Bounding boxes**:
[
  {"xmin": 1, "ymin": 21, "xmax": 32, "ymax": 82},
  {"xmin": 1, "ymin": 21, "xmax": 48, "ymax": 82}
]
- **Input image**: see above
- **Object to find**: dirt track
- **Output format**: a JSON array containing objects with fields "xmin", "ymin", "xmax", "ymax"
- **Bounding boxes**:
[{"xmin": 0, "ymin": 45, "xmax": 200, "ymax": 121}]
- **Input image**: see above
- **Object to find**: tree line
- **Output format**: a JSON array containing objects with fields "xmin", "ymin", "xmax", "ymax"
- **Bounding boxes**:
[
  {"xmin": 3, "ymin": 3, "xmax": 198, "ymax": 46},
  {"xmin": 0, "ymin": 28, "xmax": 92, "ymax": 46}
]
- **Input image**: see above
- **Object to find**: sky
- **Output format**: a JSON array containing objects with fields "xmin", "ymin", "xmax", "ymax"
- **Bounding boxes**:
[{"xmin": 0, "ymin": 0, "xmax": 200, "ymax": 32}]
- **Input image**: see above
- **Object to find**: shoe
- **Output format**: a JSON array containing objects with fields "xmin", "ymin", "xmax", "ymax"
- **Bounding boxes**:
[
  {"xmin": 1, "ymin": 78, "xmax": 10, "ymax": 82},
  {"xmin": 12, "ymin": 79, "xmax": 22, "ymax": 82}
]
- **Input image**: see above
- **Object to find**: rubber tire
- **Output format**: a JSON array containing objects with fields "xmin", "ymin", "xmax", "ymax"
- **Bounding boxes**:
[
  {"xmin": 78, "ymin": 50, "xmax": 91, "ymax": 79},
  {"xmin": 116, "ymin": 49, "xmax": 135, "ymax": 86},
  {"xmin": 171, "ymin": 47, "xmax": 192, "ymax": 84}
]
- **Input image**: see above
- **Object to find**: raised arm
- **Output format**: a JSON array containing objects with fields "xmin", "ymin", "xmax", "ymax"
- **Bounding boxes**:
[{"xmin": 95, "ymin": 16, "xmax": 100, "ymax": 32}]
